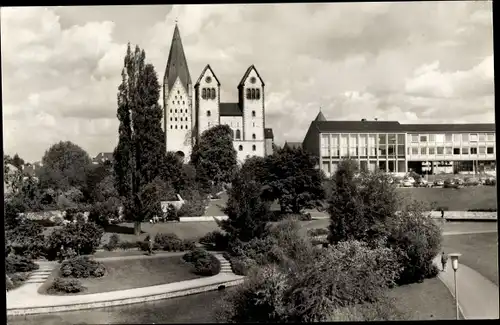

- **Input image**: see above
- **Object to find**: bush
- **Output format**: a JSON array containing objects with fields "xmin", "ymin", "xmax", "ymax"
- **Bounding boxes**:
[
  {"xmin": 327, "ymin": 296, "xmax": 410, "ymax": 321},
  {"xmin": 182, "ymin": 248, "xmax": 211, "ymax": 263},
  {"xmin": 88, "ymin": 198, "xmax": 121, "ymax": 227},
  {"xmin": 307, "ymin": 228, "xmax": 329, "ymax": 237},
  {"xmin": 9, "ymin": 272, "xmax": 30, "ymax": 286},
  {"xmin": 485, "ymin": 178, "xmax": 496, "ymax": 186},
  {"xmin": 117, "ymin": 240, "xmax": 139, "ymax": 250},
  {"xmin": 230, "ymin": 256, "xmax": 257, "ymax": 276},
  {"xmin": 181, "ymin": 239, "xmax": 197, "ymax": 251},
  {"xmin": 443, "ymin": 179, "xmax": 456, "ymax": 189},
  {"xmin": 60, "ymin": 256, "xmax": 106, "ymax": 278},
  {"xmin": 6, "ymin": 275, "xmax": 15, "ymax": 291},
  {"xmin": 154, "ymin": 233, "xmax": 182, "ymax": 251},
  {"xmin": 48, "ymin": 277, "xmax": 85, "ymax": 294},
  {"xmin": 138, "ymin": 238, "xmax": 161, "ymax": 252},
  {"xmin": 103, "ymin": 234, "xmax": 120, "ymax": 251},
  {"xmin": 193, "ymin": 254, "xmax": 221, "ymax": 276},
  {"xmin": 6, "ymin": 218, "xmax": 46, "ymax": 259},
  {"xmin": 199, "ymin": 231, "xmax": 229, "ymax": 250},
  {"xmin": 177, "ymin": 189, "xmax": 208, "ymax": 217},
  {"xmin": 45, "ymin": 222, "xmax": 104, "ymax": 261},
  {"xmin": 6, "ymin": 255, "xmax": 39, "ymax": 274}
]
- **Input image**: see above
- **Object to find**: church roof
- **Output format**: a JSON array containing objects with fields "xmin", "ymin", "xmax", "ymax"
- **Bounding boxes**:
[
  {"xmin": 264, "ymin": 128, "xmax": 274, "ymax": 139},
  {"xmin": 194, "ymin": 64, "xmax": 221, "ymax": 87},
  {"xmin": 314, "ymin": 111, "xmax": 327, "ymax": 122},
  {"xmin": 238, "ymin": 65, "xmax": 265, "ymax": 88},
  {"xmin": 284, "ymin": 141, "xmax": 302, "ymax": 149},
  {"xmin": 220, "ymin": 103, "xmax": 243, "ymax": 116},
  {"xmin": 164, "ymin": 24, "xmax": 192, "ymax": 92}
]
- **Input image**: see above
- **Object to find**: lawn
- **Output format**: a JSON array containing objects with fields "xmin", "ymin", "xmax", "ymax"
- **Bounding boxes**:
[
  {"xmin": 397, "ymin": 186, "xmax": 497, "ymax": 211},
  {"xmin": 10, "ymin": 277, "xmax": 458, "ymax": 324},
  {"xmin": 39, "ymin": 256, "xmax": 203, "ymax": 295},
  {"xmin": 442, "ymin": 232, "xmax": 499, "ymax": 286}
]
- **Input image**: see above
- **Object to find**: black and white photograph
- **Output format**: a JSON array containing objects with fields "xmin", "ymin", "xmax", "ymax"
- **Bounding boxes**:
[{"xmin": 3, "ymin": 2, "xmax": 497, "ymax": 323}]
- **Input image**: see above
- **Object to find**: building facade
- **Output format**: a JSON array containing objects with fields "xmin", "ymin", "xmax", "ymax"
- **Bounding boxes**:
[
  {"xmin": 303, "ymin": 112, "xmax": 496, "ymax": 177},
  {"xmin": 163, "ymin": 24, "xmax": 274, "ymax": 163}
]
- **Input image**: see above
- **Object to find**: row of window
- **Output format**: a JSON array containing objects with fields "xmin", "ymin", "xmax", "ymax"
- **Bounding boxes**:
[
  {"xmin": 229, "ymin": 129, "xmax": 258, "ymax": 140},
  {"xmin": 409, "ymin": 146, "xmax": 495, "ymax": 155},
  {"xmin": 171, "ymin": 100, "xmax": 186, "ymax": 105},
  {"xmin": 238, "ymin": 144, "xmax": 257, "ymax": 151},
  {"xmin": 170, "ymin": 117, "xmax": 189, "ymax": 122},
  {"xmin": 206, "ymin": 110, "xmax": 258, "ymax": 117},
  {"xmin": 410, "ymin": 133, "xmax": 495, "ymax": 143},
  {"xmin": 246, "ymin": 88, "xmax": 261, "ymax": 100},
  {"xmin": 169, "ymin": 125, "xmax": 190, "ymax": 130},
  {"xmin": 202, "ymin": 88, "xmax": 216, "ymax": 100},
  {"xmin": 323, "ymin": 146, "xmax": 405, "ymax": 158},
  {"xmin": 169, "ymin": 109, "xmax": 188, "ymax": 114},
  {"xmin": 321, "ymin": 134, "xmax": 406, "ymax": 148}
]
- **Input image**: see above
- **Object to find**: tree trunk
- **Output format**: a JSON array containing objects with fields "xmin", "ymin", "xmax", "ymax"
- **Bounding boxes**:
[{"xmin": 134, "ymin": 221, "xmax": 141, "ymax": 236}]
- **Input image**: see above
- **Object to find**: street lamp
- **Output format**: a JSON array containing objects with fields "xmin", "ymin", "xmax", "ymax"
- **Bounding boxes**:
[{"xmin": 449, "ymin": 253, "xmax": 462, "ymax": 320}]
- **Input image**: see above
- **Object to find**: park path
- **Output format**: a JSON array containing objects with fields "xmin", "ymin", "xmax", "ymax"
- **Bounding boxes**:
[{"xmin": 434, "ymin": 256, "xmax": 499, "ymax": 319}]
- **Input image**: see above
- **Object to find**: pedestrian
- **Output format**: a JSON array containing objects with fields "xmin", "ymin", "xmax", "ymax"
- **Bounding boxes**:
[
  {"xmin": 148, "ymin": 234, "xmax": 154, "ymax": 256},
  {"xmin": 441, "ymin": 209, "xmax": 445, "ymax": 219},
  {"xmin": 441, "ymin": 251, "xmax": 448, "ymax": 271}
]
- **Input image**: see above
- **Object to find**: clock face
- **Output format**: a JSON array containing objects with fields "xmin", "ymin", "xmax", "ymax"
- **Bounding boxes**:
[
  {"xmin": 205, "ymin": 76, "xmax": 212, "ymax": 84},
  {"xmin": 250, "ymin": 77, "xmax": 257, "ymax": 84}
]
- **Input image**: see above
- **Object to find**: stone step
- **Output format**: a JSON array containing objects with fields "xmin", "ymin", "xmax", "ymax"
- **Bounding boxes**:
[
  {"xmin": 29, "ymin": 275, "xmax": 50, "ymax": 280},
  {"xmin": 25, "ymin": 279, "xmax": 47, "ymax": 284},
  {"xmin": 32, "ymin": 270, "xmax": 53, "ymax": 274}
]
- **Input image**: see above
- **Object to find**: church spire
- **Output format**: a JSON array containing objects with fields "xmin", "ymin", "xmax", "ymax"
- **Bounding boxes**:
[
  {"xmin": 164, "ymin": 24, "xmax": 192, "ymax": 93},
  {"xmin": 314, "ymin": 109, "xmax": 327, "ymax": 122}
]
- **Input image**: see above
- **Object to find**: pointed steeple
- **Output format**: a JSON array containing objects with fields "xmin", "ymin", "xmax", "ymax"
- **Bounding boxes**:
[
  {"xmin": 314, "ymin": 109, "xmax": 327, "ymax": 122},
  {"xmin": 164, "ymin": 24, "xmax": 192, "ymax": 92}
]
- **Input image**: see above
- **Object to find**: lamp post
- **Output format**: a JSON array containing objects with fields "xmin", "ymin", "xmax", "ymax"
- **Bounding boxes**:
[{"xmin": 449, "ymin": 253, "xmax": 462, "ymax": 320}]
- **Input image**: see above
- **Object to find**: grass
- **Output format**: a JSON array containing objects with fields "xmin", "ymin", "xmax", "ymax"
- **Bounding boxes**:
[
  {"xmin": 397, "ymin": 186, "xmax": 497, "ymax": 211},
  {"xmin": 39, "ymin": 256, "xmax": 203, "ymax": 295},
  {"xmin": 442, "ymin": 232, "xmax": 499, "ymax": 286}
]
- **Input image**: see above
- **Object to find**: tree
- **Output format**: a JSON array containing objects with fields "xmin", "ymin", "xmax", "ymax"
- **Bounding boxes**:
[
  {"xmin": 220, "ymin": 172, "xmax": 271, "ymax": 243},
  {"xmin": 160, "ymin": 151, "xmax": 184, "ymax": 193},
  {"xmin": 190, "ymin": 124, "xmax": 237, "ymax": 192},
  {"xmin": 240, "ymin": 156, "xmax": 268, "ymax": 184},
  {"xmin": 11, "ymin": 153, "xmax": 25, "ymax": 170},
  {"xmin": 113, "ymin": 44, "xmax": 165, "ymax": 235},
  {"xmin": 82, "ymin": 163, "xmax": 112, "ymax": 202},
  {"xmin": 39, "ymin": 141, "xmax": 92, "ymax": 191},
  {"xmin": 266, "ymin": 145, "xmax": 324, "ymax": 214}
]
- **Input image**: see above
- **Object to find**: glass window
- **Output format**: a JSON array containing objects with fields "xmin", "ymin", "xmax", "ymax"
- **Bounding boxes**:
[
  {"xmin": 349, "ymin": 147, "xmax": 357, "ymax": 156},
  {"xmin": 331, "ymin": 134, "xmax": 339, "ymax": 146},
  {"xmin": 445, "ymin": 147, "xmax": 453, "ymax": 155},
  {"xmin": 479, "ymin": 133, "xmax": 486, "ymax": 141},
  {"xmin": 358, "ymin": 134, "xmax": 367, "ymax": 146},
  {"xmin": 411, "ymin": 134, "xmax": 419, "ymax": 143},
  {"xmin": 368, "ymin": 134, "xmax": 376, "ymax": 146},
  {"xmin": 486, "ymin": 133, "xmax": 495, "ymax": 141},
  {"xmin": 388, "ymin": 145, "xmax": 395, "ymax": 156},
  {"xmin": 239, "ymin": 145, "xmax": 243, "ymax": 151},
  {"xmin": 252, "ymin": 133, "xmax": 256, "ymax": 140},
  {"xmin": 369, "ymin": 147, "xmax": 377, "ymax": 156},
  {"xmin": 359, "ymin": 147, "xmax": 367, "ymax": 156},
  {"xmin": 445, "ymin": 134, "xmax": 453, "ymax": 142},
  {"xmin": 471, "ymin": 147, "xmax": 477, "ymax": 154},
  {"xmin": 340, "ymin": 134, "xmax": 348, "ymax": 146},
  {"xmin": 340, "ymin": 147, "xmax": 348, "ymax": 157},
  {"xmin": 462, "ymin": 133, "xmax": 469, "ymax": 142},
  {"xmin": 462, "ymin": 147, "xmax": 469, "ymax": 155},
  {"xmin": 378, "ymin": 134, "xmax": 387, "ymax": 145},
  {"xmin": 397, "ymin": 145, "xmax": 405, "ymax": 155},
  {"xmin": 453, "ymin": 148, "xmax": 460, "ymax": 155},
  {"xmin": 331, "ymin": 147, "xmax": 339, "ymax": 157},
  {"xmin": 420, "ymin": 147, "xmax": 427, "ymax": 155},
  {"xmin": 397, "ymin": 134, "xmax": 405, "ymax": 144},
  {"xmin": 420, "ymin": 135, "xmax": 428, "ymax": 142},
  {"xmin": 379, "ymin": 146, "xmax": 387, "ymax": 156},
  {"xmin": 321, "ymin": 134, "xmax": 330, "ymax": 147},
  {"xmin": 429, "ymin": 134, "xmax": 436, "ymax": 142},
  {"xmin": 470, "ymin": 133, "xmax": 478, "ymax": 142},
  {"xmin": 236, "ymin": 129, "xmax": 241, "ymax": 139},
  {"xmin": 428, "ymin": 147, "xmax": 436, "ymax": 155},
  {"xmin": 388, "ymin": 134, "xmax": 396, "ymax": 144},
  {"xmin": 246, "ymin": 88, "xmax": 251, "ymax": 99},
  {"xmin": 453, "ymin": 134, "xmax": 461, "ymax": 142},
  {"xmin": 349, "ymin": 135, "xmax": 357, "ymax": 146},
  {"xmin": 437, "ymin": 147, "xmax": 444, "ymax": 155},
  {"xmin": 411, "ymin": 147, "xmax": 418, "ymax": 155},
  {"xmin": 479, "ymin": 146, "xmax": 486, "ymax": 154},
  {"xmin": 435, "ymin": 134, "xmax": 445, "ymax": 142},
  {"xmin": 487, "ymin": 147, "xmax": 494, "ymax": 154},
  {"xmin": 252, "ymin": 110, "xmax": 256, "ymax": 117}
]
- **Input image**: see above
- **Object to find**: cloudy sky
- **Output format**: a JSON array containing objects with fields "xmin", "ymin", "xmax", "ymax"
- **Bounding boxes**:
[{"xmin": 1, "ymin": 2, "xmax": 494, "ymax": 162}]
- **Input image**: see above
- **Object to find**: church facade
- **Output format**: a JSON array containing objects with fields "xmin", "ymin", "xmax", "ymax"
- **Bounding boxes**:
[{"xmin": 162, "ymin": 24, "xmax": 274, "ymax": 163}]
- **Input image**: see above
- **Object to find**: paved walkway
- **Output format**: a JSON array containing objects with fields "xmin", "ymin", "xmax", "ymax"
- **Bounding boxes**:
[
  {"xmin": 434, "ymin": 256, "xmax": 499, "ymax": 319},
  {"xmin": 7, "ymin": 252, "xmax": 241, "ymax": 315}
]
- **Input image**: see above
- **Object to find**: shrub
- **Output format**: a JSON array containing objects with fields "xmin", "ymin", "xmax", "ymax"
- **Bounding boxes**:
[
  {"xmin": 138, "ymin": 238, "xmax": 161, "ymax": 252},
  {"xmin": 307, "ymin": 228, "xmax": 329, "ymax": 237},
  {"xmin": 6, "ymin": 275, "xmax": 15, "ymax": 291},
  {"xmin": 443, "ymin": 179, "xmax": 456, "ymax": 189},
  {"xmin": 48, "ymin": 277, "xmax": 85, "ymax": 294},
  {"xmin": 103, "ymin": 234, "xmax": 120, "ymax": 251},
  {"xmin": 45, "ymin": 222, "xmax": 104, "ymax": 260},
  {"xmin": 177, "ymin": 189, "xmax": 208, "ymax": 217},
  {"xmin": 181, "ymin": 239, "xmax": 197, "ymax": 251},
  {"xmin": 327, "ymin": 296, "xmax": 410, "ymax": 321},
  {"xmin": 9, "ymin": 272, "xmax": 30, "ymax": 286},
  {"xmin": 88, "ymin": 198, "xmax": 121, "ymax": 227},
  {"xmin": 118, "ymin": 240, "xmax": 140, "ymax": 250},
  {"xmin": 230, "ymin": 256, "xmax": 257, "ymax": 276},
  {"xmin": 6, "ymin": 255, "xmax": 39, "ymax": 274},
  {"xmin": 199, "ymin": 231, "xmax": 229, "ymax": 250},
  {"xmin": 6, "ymin": 218, "xmax": 46, "ymax": 259},
  {"xmin": 193, "ymin": 254, "xmax": 221, "ymax": 276},
  {"xmin": 182, "ymin": 248, "xmax": 211, "ymax": 263},
  {"xmin": 60, "ymin": 256, "xmax": 106, "ymax": 278}
]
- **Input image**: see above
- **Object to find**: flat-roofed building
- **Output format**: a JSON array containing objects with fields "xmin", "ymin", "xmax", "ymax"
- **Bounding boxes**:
[{"xmin": 302, "ymin": 112, "xmax": 495, "ymax": 177}]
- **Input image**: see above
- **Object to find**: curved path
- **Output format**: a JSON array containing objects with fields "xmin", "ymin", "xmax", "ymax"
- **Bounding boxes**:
[
  {"xmin": 435, "ymin": 230, "xmax": 499, "ymax": 320},
  {"xmin": 7, "ymin": 252, "xmax": 243, "ymax": 316}
]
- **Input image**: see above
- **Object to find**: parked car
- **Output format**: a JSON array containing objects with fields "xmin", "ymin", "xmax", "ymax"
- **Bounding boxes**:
[
  {"xmin": 434, "ymin": 179, "xmax": 444, "ymax": 187},
  {"xmin": 416, "ymin": 179, "xmax": 431, "ymax": 188},
  {"xmin": 402, "ymin": 180, "xmax": 414, "ymax": 187},
  {"xmin": 464, "ymin": 177, "xmax": 480, "ymax": 186},
  {"xmin": 405, "ymin": 176, "xmax": 416, "ymax": 184}
]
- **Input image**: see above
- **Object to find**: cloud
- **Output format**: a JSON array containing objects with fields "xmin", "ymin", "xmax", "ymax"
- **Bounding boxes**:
[{"xmin": 1, "ymin": 3, "xmax": 494, "ymax": 161}]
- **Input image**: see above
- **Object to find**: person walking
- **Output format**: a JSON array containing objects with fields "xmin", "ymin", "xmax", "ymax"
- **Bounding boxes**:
[
  {"xmin": 441, "ymin": 251, "xmax": 448, "ymax": 271},
  {"xmin": 148, "ymin": 234, "xmax": 154, "ymax": 256}
]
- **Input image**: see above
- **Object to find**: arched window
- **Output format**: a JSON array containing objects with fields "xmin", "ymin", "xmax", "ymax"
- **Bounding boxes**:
[
  {"xmin": 207, "ymin": 110, "xmax": 211, "ymax": 117},
  {"xmin": 238, "ymin": 145, "xmax": 243, "ymax": 151},
  {"xmin": 256, "ymin": 89, "xmax": 260, "ymax": 100},
  {"xmin": 175, "ymin": 96, "xmax": 177, "ymax": 100},
  {"xmin": 170, "ymin": 109, "xmax": 172, "ymax": 113},
  {"xmin": 170, "ymin": 125, "xmax": 173, "ymax": 129},
  {"xmin": 246, "ymin": 88, "xmax": 251, "ymax": 99},
  {"xmin": 230, "ymin": 129, "xmax": 235, "ymax": 139},
  {"xmin": 252, "ymin": 110, "xmax": 256, "ymax": 117},
  {"xmin": 180, "ymin": 117, "xmax": 183, "ymax": 121},
  {"xmin": 236, "ymin": 129, "xmax": 241, "ymax": 140},
  {"xmin": 186, "ymin": 125, "xmax": 188, "ymax": 129},
  {"xmin": 175, "ymin": 118, "xmax": 177, "ymax": 121},
  {"xmin": 202, "ymin": 88, "xmax": 207, "ymax": 99},
  {"xmin": 251, "ymin": 89, "xmax": 256, "ymax": 99},
  {"xmin": 252, "ymin": 133, "xmax": 256, "ymax": 140},
  {"xmin": 175, "ymin": 109, "xmax": 177, "ymax": 113},
  {"xmin": 252, "ymin": 145, "xmax": 256, "ymax": 151},
  {"xmin": 180, "ymin": 125, "xmax": 183, "ymax": 129},
  {"xmin": 211, "ymin": 88, "xmax": 216, "ymax": 100},
  {"xmin": 177, "ymin": 90, "xmax": 180, "ymax": 94},
  {"xmin": 175, "ymin": 125, "xmax": 178, "ymax": 129},
  {"xmin": 170, "ymin": 117, "xmax": 172, "ymax": 121}
]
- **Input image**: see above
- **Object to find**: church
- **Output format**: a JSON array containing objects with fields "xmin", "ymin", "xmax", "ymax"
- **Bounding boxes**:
[{"xmin": 162, "ymin": 24, "xmax": 274, "ymax": 163}]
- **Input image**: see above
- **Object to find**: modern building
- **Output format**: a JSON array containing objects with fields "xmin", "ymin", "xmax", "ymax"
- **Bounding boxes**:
[
  {"xmin": 302, "ymin": 112, "xmax": 496, "ymax": 177},
  {"xmin": 92, "ymin": 152, "xmax": 113, "ymax": 165},
  {"xmin": 162, "ymin": 24, "xmax": 274, "ymax": 163}
]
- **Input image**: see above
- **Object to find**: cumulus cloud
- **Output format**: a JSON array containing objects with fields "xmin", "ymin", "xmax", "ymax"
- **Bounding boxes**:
[{"xmin": 1, "ymin": 2, "xmax": 494, "ymax": 161}]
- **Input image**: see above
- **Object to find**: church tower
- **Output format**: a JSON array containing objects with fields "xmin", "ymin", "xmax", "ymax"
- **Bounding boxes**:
[{"xmin": 163, "ymin": 24, "xmax": 193, "ymax": 161}]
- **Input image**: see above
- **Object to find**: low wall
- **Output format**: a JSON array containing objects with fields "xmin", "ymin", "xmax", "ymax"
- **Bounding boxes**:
[
  {"xmin": 427, "ymin": 211, "xmax": 497, "ymax": 221},
  {"xmin": 179, "ymin": 216, "xmax": 228, "ymax": 222}
]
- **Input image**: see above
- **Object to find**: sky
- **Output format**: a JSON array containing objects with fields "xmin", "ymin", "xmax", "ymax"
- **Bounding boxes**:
[{"xmin": 1, "ymin": 2, "xmax": 494, "ymax": 162}]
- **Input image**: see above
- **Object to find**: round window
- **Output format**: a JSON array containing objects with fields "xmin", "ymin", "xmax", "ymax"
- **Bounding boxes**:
[
  {"xmin": 250, "ymin": 77, "xmax": 257, "ymax": 84},
  {"xmin": 205, "ymin": 76, "xmax": 212, "ymax": 83}
]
